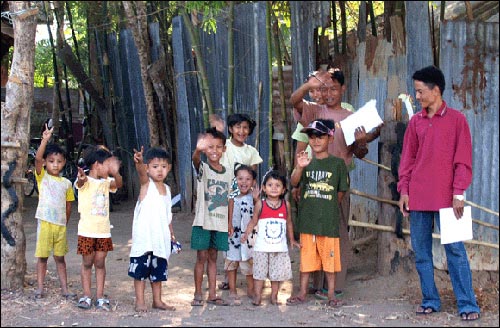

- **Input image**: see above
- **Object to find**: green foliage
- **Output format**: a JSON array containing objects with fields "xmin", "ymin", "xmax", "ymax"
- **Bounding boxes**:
[
  {"xmin": 183, "ymin": 1, "xmax": 227, "ymax": 34},
  {"xmin": 34, "ymin": 40, "xmax": 54, "ymax": 87}
]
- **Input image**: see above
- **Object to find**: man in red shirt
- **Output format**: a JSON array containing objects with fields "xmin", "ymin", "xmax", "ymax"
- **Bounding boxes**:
[{"xmin": 397, "ymin": 65, "xmax": 480, "ymax": 321}]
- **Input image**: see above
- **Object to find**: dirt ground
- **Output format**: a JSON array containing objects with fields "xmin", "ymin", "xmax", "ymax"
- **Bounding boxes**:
[{"xmin": 1, "ymin": 195, "xmax": 498, "ymax": 327}]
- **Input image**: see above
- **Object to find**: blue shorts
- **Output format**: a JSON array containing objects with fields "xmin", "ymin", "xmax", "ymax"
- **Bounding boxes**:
[{"xmin": 128, "ymin": 252, "xmax": 168, "ymax": 282}]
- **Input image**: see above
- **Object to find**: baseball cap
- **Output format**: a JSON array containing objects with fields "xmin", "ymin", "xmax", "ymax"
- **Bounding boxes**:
[{"xmin": 300, "ymin": 120, "xmax": 335, "ymax": 136}]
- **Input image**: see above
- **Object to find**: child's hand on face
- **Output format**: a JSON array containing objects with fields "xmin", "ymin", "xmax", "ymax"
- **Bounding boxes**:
[
  {"xmin": 133, "ymin": 146, "xmax": 144, "ymax": 164},
  {"xmin": 42, "ymin": 123, "xmax": 54, "ymax": 141},
  {"xmin": 296, "ymin": 151, "xmax": 311, "ymax": 168},
  {"xmin": 106, "ymin": 156, "xmax": 121, "ymax": 175},
  {"xmin": 77, "ymin": 167, "xmax": 87, "ymax": 181}
]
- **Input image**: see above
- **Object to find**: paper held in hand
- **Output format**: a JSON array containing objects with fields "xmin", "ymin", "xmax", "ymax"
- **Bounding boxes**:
[
  {"xmin": 439, "ymin": 206, "xmax": 473, "ymax": 244},
  {"xmin": 340, "ymin": 99, "xmax": 383, "ymax": 145}
]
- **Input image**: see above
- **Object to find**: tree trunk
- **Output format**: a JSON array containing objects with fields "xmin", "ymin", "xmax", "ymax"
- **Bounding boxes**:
[
  {"xmin": 57, "ymin": 43, "xmax": 114, "ymax": 148},
  {"xmin": 122, "ymin": 1, "xmax": 159, "ymax": 146},
  {"xmin": 1, "ymin": 1, "xmax": 38, "ymax": 289}
]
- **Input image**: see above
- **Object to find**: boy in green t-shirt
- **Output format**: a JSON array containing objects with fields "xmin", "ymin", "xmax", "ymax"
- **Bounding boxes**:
[{"xmin": 288, "ymin": 119, "xmax": 349, "ymax": 308}]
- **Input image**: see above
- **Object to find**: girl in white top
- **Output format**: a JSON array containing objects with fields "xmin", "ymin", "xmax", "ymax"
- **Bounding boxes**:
[{"xmin": 242, "ymin": 170, "xmax": 300, "ymax": 306}]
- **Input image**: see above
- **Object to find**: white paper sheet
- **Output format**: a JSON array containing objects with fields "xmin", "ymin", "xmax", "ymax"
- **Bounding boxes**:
[
  {"xmin": 340, "ymin": 99, "xmax": 383, "ymax": 145},
  {"xmin": 439, "ymin": 206, "xmax": 473, "ymax": 244}
]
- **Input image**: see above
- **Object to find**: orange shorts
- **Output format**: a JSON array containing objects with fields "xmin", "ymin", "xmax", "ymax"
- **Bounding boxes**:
[{"xmin": 299, "ymin": 233, "xmax": 341, "ymax": 273}]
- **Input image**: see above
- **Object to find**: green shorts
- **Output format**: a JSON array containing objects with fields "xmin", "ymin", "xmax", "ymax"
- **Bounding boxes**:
[{"xmin": 191, "ymin": 226, "xmax": 229, "ymax": 251}]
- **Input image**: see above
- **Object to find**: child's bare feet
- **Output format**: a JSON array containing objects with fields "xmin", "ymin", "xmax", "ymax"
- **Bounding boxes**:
[
  {"xmin": 271, "ymin": 298, "xmax": 282, "ymax": 305},
  {"xmin": 135, "ymin": 303, "xmax": 148, "ymax": 312},
  {"xmin": 252, "ymin": 294, "xmax": 262, "ymax": 306},
  {"xmin": 152, "ymin": 300, "xmax": 176, "ymax": 311}
]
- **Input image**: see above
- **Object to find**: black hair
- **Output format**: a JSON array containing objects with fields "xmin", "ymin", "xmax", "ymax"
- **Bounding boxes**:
[
  {"xmin": 144, "ymin": 147, "xmax": 171, "ymax": 164},
  {"xmin": 234, "ymin": 163, "xmax": 257, "ymax": 180},
  {"xmin": 43, "ymin": 143, "xmax": 66, "ymax": 160},
  {"xmin": 83, "ymin": 145, "xmax": 112, "ymax": 168},
  {"xmin": 412, "ymin": 65, "xmax": 445, "ymax": 95},
  {"xmin": 227, "ymin": 113, "xmax": 256, "ymax": 136},
  {"xmin": 262, "ymin": 169, "xmax": 287, "ymax": 199},
  {"xmin": 205, "ymin": 127, "xmax": 227, "ymax": 144},
  {"xmin": 328, "ymin": 68, "xmax": 345, "ymax": 86}
]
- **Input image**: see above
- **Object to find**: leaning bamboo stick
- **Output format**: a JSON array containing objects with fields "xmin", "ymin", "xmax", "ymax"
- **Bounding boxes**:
[
  {"xmin": 359, "ymin": 157, "xmax": 391, "ymax": 171},
  {"xmin": 348, "ymin": 219, "xmax": 499, "ymax": 249},
  {"xmin": 350, "ymin": 188, "xmax": 499, "ymax": 231},
  {"xmin": 358, "ymin": 159, "xmax": 498, "ymax": 217},
  {"xmin": 465, "ymin": 200, "xmax": 499, "ymax": 217}
]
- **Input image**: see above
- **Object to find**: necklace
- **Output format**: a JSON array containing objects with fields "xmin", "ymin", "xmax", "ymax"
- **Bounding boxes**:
[{"xmin": 266, "ymin": 199, "xmax": 281, "ymax": 209}]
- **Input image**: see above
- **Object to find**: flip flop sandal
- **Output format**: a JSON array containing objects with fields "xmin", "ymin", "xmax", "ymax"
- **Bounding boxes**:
[
  {"xmin": 461, "ymin": 312, "xmax": 480, "ymax": 321},
  {"xmin": 286, "ymin": 296, "xmax": 306, "ymax": 306},
  {"xmin": 62, "ymin": 293, "xmax": 77, "ymax": 300},
  {"xmin": 191, "ymin": 298, "xmax": 204, "ymax": 306},
  {"xmin": 77, "ymin": 296, "xmax": 92, "ymax": 309},
  {"xmin": 314, "ymin": 290, "xmax": 328, "ymax": 300},
  {"xmin": 327, "ymin": 298, "xmax": 343, "ymax": 308},
  {"xmin": 416, "ymin": 306, "xmax": 436, "ymax": 315},
  {"xmin": 34, "ymin": 291, "xmax": 44, "ymax": 299},
  {"xmin": 95, "ymin": 298, "xmax": 111, "ymax": 311},
  {"xmin": 206, "ymin": 297, "xmax": 229, "ymax": 306}
]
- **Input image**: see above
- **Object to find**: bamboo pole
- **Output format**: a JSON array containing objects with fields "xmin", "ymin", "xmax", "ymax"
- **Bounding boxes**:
[
  {"xmin": 358, "ymin": 159, "xmax": 499, "ymax": 218},
  {"xmin": 359, "ymin": 157, "xmax": 391, "ymax": 171},
  {"xmin": 348, "ymin": 219, "xmax": 499, "ymax": 249},
  {"xmin": 350, "ymin": 188, "xmax": 499, "ymax": 230},
  {"xmin": 465, "ymin": 200, "xmax": 499, "ymax": 217}
]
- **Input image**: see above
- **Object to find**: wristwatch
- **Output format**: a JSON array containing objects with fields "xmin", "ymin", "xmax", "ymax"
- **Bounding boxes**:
[{"xmin": 453, "ymin": 195, "xmax": 465, "ymax": 201}]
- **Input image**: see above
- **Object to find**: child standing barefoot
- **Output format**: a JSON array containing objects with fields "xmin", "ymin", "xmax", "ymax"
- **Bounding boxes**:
[
  {"xmin": 128, "ymin": 146, "xmax": 176, "ymax": 312},
  {"xmin": 225, "ymin": 164, "xmax": 260, "ymax": 305},
  {"xmin": 242, "ymin": 170, "xmax": 300, "ymax": 306}
]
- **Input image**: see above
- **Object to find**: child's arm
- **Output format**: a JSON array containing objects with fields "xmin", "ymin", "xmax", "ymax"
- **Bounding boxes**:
[
  {"xmin": 169, "ymin": 223, "xmax": 175, "ymax": 241},
  {"xmin": 241, "ymin": 199, "xmax": 261, "ymax": 243},
  {"xmin": 35, "ymin": 124, "xmax": 53, "ymax": 175},
  {"xmin": 286, "ymin": 200, "xmax": 301, "ymax": 249},
  {"xmin": 133, "ymin": 146, "xmax": 149, "ymax": 185},
  {"xmin": 107, "ymin": 156, "xmax": 123, "ymax": 189},
  {"xmin": 66, "ymin": 201, "xmax": 72, "ymax": 225},
  {"xmin": 192, "ymin": 133, "xmax": 208, "ymax": 172},
  {"xmin": 228, "ymin": 198, "xmax": 235, "ymax": 237},
  {"xmin": 290, "ymin": 151, "xmax": 310, "ymax": 187},
  {"xmin": 337, "ymin": 191, "xmax": 345, "ymax": 205},
  {"xmin": 75, "ymin": 166, "xmax": 87, "ymax": 188}
]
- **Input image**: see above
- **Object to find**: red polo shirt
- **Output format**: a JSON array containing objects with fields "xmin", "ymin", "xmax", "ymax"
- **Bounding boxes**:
[{"xmin": 397, "ymin": 101, "xmax": 472, "ymax": 211}]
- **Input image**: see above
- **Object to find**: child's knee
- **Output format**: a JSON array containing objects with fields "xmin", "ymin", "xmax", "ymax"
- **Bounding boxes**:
[{"xmin": 53, "ymin": 255, "xmax": 66, "ymax": 264}]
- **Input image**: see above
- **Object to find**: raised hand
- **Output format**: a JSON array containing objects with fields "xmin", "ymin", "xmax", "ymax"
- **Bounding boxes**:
[
  {"xmin": 354, "ymin": 125, "xmax": 368, "ymax": 145},
  {"xmin": 133, "ymin": 146, "xmax": 144, "ymax": 164},
  {"xmin": 195, "ymin": 133, "xmax": 210, "ymax": 153},
  {"xmin": 42, "ymin": 123, "xmax": 54, "ymax": 142},
  {"xmin": 296, "ymin": 151, "xmax": 312, "ymax": 168},
  {"xmin": 209, "ymin": 114, "xmax": 225, "ymax": 133}
]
